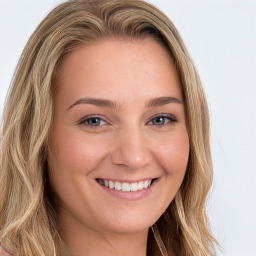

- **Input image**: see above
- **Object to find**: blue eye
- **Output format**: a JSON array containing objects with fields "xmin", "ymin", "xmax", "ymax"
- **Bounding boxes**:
[
  {"xmin": 149, "ymin": 115, "xmax": 177, "ymax": 126},
  {"xmin": 78, "ymin": 114, "xmax": 176, "ymax": 128},
  {"xmin": 79, "ymin": 117, "xmax": 106, "ymax": 127}
]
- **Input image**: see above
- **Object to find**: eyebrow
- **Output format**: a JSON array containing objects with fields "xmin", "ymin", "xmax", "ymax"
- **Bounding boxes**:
[
  {"xmin": 67, "ymin": 96, "xmax": 182, "ymax": 111},
  {"xmin": 68, "ymin": 97, "xmax": 117, "ymax": 110},
  {"xmin": 146, "ymin": 96, "xmax": 182, "ymax": 107}
]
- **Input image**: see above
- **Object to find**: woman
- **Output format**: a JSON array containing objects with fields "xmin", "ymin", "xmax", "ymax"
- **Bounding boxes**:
[{"xmin": 0, "ymin": 0, "xmax": 217, "ymax": 255}]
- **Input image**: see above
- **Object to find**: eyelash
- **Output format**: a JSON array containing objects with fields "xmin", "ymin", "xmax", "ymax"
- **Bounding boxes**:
[
  {"xmin": 78, "ymin": 114, "xmax": 177, "ymax": 128},
  {"xmin": 148, "ymin": 114, "xmax": 177, "ymax": 126}
]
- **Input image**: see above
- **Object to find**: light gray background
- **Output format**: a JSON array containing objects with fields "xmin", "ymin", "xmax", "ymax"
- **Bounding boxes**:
[{"xmin": 0, "ymin": 0, "xmax": 255, "ymax": 255}]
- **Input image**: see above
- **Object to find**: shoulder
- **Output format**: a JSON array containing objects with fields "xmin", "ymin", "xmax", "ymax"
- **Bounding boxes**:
[{"xmin": 0, "ymin": 243, "xmax": 11, "ymax": 256}]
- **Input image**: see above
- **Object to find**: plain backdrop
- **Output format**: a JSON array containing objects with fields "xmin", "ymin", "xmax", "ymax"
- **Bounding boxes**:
[{"xmin": 0, "ymin": 0, "xmax": 255, "ymax": 255}]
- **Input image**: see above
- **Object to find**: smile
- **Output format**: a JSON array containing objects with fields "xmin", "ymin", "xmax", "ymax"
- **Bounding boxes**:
[{"xmin": 96, "ymin": 179, "xmax": 154, "ymax": 192}]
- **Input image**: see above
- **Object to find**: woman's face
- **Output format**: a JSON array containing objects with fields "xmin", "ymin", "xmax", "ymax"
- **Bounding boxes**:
[{"xmin": 48, "ymin": 37, "xmax": 189, "ymax": 235}]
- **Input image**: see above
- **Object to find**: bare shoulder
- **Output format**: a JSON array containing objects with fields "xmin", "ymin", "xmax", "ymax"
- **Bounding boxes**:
[{"xmin": 0, "ymin": 243, "xmax": 11, "ymax": 256}]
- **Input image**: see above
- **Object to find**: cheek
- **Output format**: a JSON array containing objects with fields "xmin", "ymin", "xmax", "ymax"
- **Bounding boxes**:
[
  {"xmin": 49, "ymin": 129, "xmax": 110, "ymax": 176},
  {"xmin": 47, "ymin": 129, "xmax": 111, "ymax": 213},
  {"xmin": 154, "ymin": 130, "xmax": 190, "ymax": 176}
]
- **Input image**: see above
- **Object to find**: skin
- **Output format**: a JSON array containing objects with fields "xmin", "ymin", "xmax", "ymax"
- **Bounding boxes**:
[{"xmin": 48, "ymin": 37, "xmax": 190, "ymax": 256}]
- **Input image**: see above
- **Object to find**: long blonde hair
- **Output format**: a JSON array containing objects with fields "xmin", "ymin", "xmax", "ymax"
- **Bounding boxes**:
[{"xmin": 0, "ymin": 0, "xmax": 217, "ymax": 255}]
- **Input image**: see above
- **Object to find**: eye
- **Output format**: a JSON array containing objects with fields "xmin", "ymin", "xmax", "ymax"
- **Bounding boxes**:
[
  {"xmin": 148, "ymin": 115, "xmax": 177, "ymax": 126},
  {"xmin": 79, "ymin": 116, "xmax": 107, "ymax": 127}
]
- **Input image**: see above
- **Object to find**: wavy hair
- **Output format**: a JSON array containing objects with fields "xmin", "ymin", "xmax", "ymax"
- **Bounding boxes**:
[{"xmin": 0, "ymin": 0, "xmax": 217, "ymax": 255}]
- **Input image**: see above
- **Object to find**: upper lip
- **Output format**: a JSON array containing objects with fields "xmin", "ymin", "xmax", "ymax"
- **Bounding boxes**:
[{"xmin": 96, "ymin": 178, "xmax": 158, "ymax": 183}]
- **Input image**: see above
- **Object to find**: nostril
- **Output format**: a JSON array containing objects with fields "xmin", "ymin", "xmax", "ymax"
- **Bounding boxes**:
[{"xmin": 111, "ymin": 148, "xmax": 152, "ymax": 169}]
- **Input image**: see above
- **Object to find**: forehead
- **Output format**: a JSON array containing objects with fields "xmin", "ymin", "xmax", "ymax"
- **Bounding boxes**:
[{"xmin": 55, "ymin": 37, "xmax": 182, "ymax": 107}]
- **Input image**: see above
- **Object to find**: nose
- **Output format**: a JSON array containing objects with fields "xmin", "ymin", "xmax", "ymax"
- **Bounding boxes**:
[{"xmin": 110, "ymin": 127, "xmax": 153, "ymax": 170}]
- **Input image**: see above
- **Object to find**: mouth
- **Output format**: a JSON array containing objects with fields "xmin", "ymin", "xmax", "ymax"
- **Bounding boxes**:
[{"xmin": 96, "ymin": 178, "xmax": 157, "ymax": 192}]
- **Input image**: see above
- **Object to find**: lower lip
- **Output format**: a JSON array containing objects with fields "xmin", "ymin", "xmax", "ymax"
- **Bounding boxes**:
[{"xmin": 97, "ymin": 179, "xmax": 158, "ymax": 201}]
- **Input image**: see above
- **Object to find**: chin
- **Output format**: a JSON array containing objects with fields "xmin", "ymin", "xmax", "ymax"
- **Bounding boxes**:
[{"xmin": 91, "ymin": 204, "xmax": 164, "ymax": 235}]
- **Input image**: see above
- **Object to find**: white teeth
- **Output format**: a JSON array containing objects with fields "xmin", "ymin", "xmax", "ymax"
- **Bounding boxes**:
[
  {"xmin": 114, "ymin": 181, "xmax": 122, "ymax": 190},
  {"xmin": 109, "ymin": 180, "xmax": 115, "ymax": 189},
  {"xmin": 122, "ymin": 183, "xmax": 131, "ymax": 192},
  {"xmin": 130, "ymin": 182, "xmax": 138, "ymax": 192},
  {"xmin": 98, "ymin": 179, "xmax": 153, "ymax": 192},
  {"xmin": 138, "ymin": 181, "xmax": 144, "ymax": 190},
  {"xmin": 104, "ymin": 180, "xmax": 109, "ymax": 187},
  {"xmin": 144, "ymin": 180, "xmax": 149, "ymax": 189}
]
